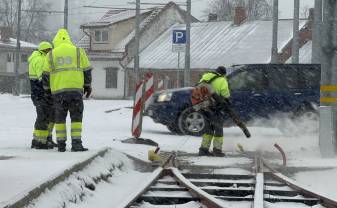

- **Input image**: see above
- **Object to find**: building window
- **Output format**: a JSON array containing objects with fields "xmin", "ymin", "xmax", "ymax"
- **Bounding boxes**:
[
  {"xmin": 105, "ymin": 67, "xmax": 118, "ymax": 89},
  {"xmin": 94, "ymin": 30, "xmax": 109, "ymax": 42},
  {"xmin": 7, "ymin": 53, "xmax": 12, "ymax": 62}
]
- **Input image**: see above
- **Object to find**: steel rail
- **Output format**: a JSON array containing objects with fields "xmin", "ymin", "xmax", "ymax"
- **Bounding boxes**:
[
  {"xmin": 121, "ymin": 152, "xmax": 229, "ymax": 208},
  {"xmin": 170, "ymin": 168, "xmax": 225, "ymax": 208},
  {"xmin": 274, "ymin": 143, "xmax": 287, "ymax": 167},
  {"xmin": 253, "ymin": 173, "xmax": 264, "ymax": 208},
  {"xmin": 120, "ymin": 152, "xmax": 177, "ymax": 208},
  {"xmin": 263, "ymin": 160, "xmax": 337, "ymax": 208}
]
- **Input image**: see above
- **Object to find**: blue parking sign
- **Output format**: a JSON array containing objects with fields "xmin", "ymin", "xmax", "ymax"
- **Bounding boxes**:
[{"xmin": 173, "ymin": 30, "xmax": 186, "ymax": 44}]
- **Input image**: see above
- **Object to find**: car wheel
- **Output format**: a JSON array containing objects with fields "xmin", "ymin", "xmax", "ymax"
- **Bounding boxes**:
[
  {"xmin": 178, "ymin": 107, "xmax": 208, "ymax": 136},
  {"xmin": 166, "ymin": 123, "xmax": 183, "ymax": 135},
  {"xmin": 277, "ymin": 106, "xmax": 319, "ymax": 136}
]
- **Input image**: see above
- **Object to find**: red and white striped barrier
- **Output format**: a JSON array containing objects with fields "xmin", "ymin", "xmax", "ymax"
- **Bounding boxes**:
[
  {"xmin": 131, "ymin": 81, "xmax": 144, "ymax": 138},
  {"xmin": 144, "ymin": 72, "xmax": 154, "ymax": 111}
]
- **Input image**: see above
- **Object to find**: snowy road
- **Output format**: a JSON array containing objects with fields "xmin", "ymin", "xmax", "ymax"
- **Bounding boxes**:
[{"xmin": 1, "ymin": 95, "xmax": 337, "ymax": 206}]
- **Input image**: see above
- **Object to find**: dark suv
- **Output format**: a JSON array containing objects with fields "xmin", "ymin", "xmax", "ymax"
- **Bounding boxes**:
[{"xmin": 146, "ymin": 64, "xmax": 320, "ymax": 136}]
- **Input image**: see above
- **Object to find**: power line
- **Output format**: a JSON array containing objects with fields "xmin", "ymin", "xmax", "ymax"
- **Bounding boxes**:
[
  {"xmin": 127, "ymin": 2, "xmax": 186, "ymax": 6},
  {"xmin": 83, "ymin": 5, "xmax": 160, "ymax": 10},
  {"xmin": 21, "ymin": 9, "xmax": 64, "ymax": 14}
]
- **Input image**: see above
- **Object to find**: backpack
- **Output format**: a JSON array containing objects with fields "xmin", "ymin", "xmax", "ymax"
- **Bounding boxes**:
[{"xmin": 191, "ymin": 72, "xmax": 221, "ymax": 110}]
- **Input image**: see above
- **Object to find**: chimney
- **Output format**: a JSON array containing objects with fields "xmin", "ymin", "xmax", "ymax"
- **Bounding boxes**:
[
  {"xmin": 234, "ymin": 7, "xmax": 247, "ymax": 26},
  {"xmin": 0, "ymin": 27, "xmax": 12, "ymax": 42},
  {"xmin": 208, "ymin": 13, "xmax": 218, "ymax": 22}
]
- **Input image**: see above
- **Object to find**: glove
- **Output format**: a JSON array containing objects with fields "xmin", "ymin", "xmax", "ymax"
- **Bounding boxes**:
[{"xmin": 84, "ymin": 86, "xmax": 92, "ymax": 98}]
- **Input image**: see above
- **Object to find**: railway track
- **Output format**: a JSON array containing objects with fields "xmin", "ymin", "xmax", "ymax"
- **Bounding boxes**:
[{"xmin": 119, "ymin": 152, "xmax": 337, "ymax": 208}]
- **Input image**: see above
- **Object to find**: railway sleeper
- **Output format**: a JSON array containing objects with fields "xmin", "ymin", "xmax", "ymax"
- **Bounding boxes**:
[
  {"xmin": 264, "ymin": 197, "xmax": 319, "ymax": 206},
  {"xmin": 136, "ymin": 196, "xmax": 200, "ymax": 205},
  {"xmin": 183, "ymin": 173, "xmax": 255, "ymax": 180}
]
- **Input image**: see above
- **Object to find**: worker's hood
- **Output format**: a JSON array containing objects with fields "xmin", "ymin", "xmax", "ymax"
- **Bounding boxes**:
[
  {"xmin": 52, "ymin": 29, "xmax": 73, "ymax": 48},
  {"xmin": 28, "ymin": 51, "xmax": 42, "ymax": 63}
]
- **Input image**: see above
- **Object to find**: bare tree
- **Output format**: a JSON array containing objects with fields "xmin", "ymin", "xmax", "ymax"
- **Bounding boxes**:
[
  {"xmin": 0, "ymin": 0, "xmax": 50, "ymax": 43},
  {"xmin": 204, "ymin": 0, "xmax": 273, "ymax": 21},
  {"xmin": 300, "ymin": 5, "xmax": 310, "ymax": 19}
]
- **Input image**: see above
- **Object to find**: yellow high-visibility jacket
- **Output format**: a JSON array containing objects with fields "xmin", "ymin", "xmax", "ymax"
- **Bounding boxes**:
[
  {"xmin": 199, "ymin": 72, "xmax": 230, "ymax": 98},
  {"xmin": 42, "ymin": 29, "xmax": 92, "ymax": 94},
  {"xmin": 29, "ymin": 51, "xmax": 46, "ymax": 81}
]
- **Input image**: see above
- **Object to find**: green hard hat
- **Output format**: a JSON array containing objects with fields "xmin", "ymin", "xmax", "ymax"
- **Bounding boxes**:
[{"xmin": 38, "ymin": 41, "xmax": 52, "ymax": 51}]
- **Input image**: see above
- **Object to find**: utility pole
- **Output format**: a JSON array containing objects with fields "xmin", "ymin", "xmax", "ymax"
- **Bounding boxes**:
[
  {"xmin": 134, "ymin": 0, "xmax": 141, "ymax": 83},
  {"xmin": 64, "ymin": 0, "xmax": 68, "ymax": 29},
  {"xmin": 292, "ymin": 0, "xmax": 300, "ymax": 63},
  {"xmin": 312, "ymin": 0, "xmax": 322, "ymax": 63},
  {"xmin": 319, "ymin": 0, "xmax": 337, "ymax": 157},
  {"xmin": 184, "ymin": 0, "xmax": 191, "ymax": 87},
  {"xmin": 271, "ymin": 0, "xmax": 278, "ymax": 63},
  {"xmin": 14, "ymin": 0, "xmax": 22, "ymax": 96}
]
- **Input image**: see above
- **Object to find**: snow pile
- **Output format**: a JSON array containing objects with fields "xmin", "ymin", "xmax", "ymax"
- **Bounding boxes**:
[
  {"xmin": 248, "ymin": 110, "xmax": 319, "ymax": 136},
  {"xmin": 293, "ymin": 168, "xmax": 337, "ymax": 201},
  {"xmin": 26, "ymin": 149, "xmax": 132, "ymax": 208}
]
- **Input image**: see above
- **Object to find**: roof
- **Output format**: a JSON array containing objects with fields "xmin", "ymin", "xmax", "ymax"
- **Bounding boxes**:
[
  {"xmin": 129, "ymin": 20, "xmax": 306, "ymax": 69},
  {"xmin": 81, "ymin": 9, "xmax": 153, "ymax": 28},
  {"xmin": 286, "ymin": 41, "xmax": 312, "ymax": 63},
  {"xmin": 0, "ymin": 38, "xmax": 37, "ymax": 50},
  {"xmin": 78, "ymin": 2, "xmax": 198, "ymax": 53}
]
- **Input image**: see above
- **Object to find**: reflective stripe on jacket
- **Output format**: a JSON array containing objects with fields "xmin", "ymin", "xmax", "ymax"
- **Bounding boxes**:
[{"xmin": 43, "ymin": 29, "xmax": 92, "ymax": 94}]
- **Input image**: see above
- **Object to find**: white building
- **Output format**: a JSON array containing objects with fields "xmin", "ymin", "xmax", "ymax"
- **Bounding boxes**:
[
  {"xmin": 0, "ymin": 27, "xmax": 37, "ymax": 93},
  {"xmin": 78, "ymin": 2, "xmax": 194, "ymax": 99}
]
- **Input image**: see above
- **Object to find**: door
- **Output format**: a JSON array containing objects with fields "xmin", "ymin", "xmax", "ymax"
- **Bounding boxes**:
[
  {"xmin": 228, "ymin": 66, "xmax": 268, "ymax": 122},
  {"xmin": 265, "ymin": 65, "xmax": 303, "ymax": 115}
]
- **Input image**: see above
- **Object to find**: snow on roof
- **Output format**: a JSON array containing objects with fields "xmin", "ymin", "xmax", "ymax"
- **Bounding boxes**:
[
  {"xmin": 286, "ymin": 41, "xmax": 312, "ymax": 63},
  {"xmin": 129, "ymin": 20, "xmax": 307, "ymax": 69},
  {"xmin": 78, "ymin": 8, "xmax": 163, "ymax": 53},
  {"xmin": 81, "ymin": 9, "xmax": 152, "ymax": 27},
  {"xmin": 112, "ymin": 9, "xmax": 162, "ymax": 52},
  {"xmin": 0, "ymin": 38, "xmax": 37, "ymax": 49},
  {"xmin": 77, "ymin": 35, "xmax": 90, "ymax": 49}
]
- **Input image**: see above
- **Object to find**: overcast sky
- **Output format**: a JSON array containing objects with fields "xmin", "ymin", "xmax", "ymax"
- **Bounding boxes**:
[{"xmin": 103, "ymin": 0, "xmax": 315, "ymax": 20}]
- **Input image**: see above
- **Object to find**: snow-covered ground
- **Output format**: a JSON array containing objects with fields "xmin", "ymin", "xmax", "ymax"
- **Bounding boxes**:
[{"xmin": 1, "ymin": 94, "xmax": 337, "ymax": 206}]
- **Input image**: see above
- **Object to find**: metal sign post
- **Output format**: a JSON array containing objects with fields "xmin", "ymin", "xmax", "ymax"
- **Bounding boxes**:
[
  {"xmin": 172, "ymin": 30, "xmax": 186, "ymax": 88},
  {"xmin": 14, "ymin": 0, "xmax": 22, "ymax": 96},
  {"xmin": 271, "ymin": 0, "xmax": 278, "ymax": 63}
]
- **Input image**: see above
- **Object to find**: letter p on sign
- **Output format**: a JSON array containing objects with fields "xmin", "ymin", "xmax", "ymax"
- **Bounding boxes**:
[{"xmin": 173, "ymin": 30, "xmax": 186, "ymax": 44}]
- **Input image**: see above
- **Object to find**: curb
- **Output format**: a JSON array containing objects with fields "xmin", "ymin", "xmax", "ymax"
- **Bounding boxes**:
[{"xmin": 3, "ymin": 148, "xmax": 111, "ymax": 208}]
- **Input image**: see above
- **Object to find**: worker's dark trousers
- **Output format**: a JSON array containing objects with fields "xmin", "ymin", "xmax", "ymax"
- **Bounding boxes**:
[
  {"xmin": 54, "ymin": 92, "xmax": 83, "ymax": 143},
  {"xmin": 32, "ymin": 97, "xmax": 55, "ymax": 143},
  {"xmin": 200, "ymin": 109, "xmax": 224, "ymax": 150}
]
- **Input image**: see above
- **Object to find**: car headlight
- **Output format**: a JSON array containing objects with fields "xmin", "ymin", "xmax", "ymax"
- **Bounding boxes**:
[{"xmin": 157, "ymin": 92, "xmax": 172, "ymax": 102}]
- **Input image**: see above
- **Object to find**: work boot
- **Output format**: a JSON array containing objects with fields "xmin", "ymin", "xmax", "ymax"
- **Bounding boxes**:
[
  {"xmin": 47, "ymin": 137, "xmax": 57, "ymax": 149},
  {"xmin": 31, "ymin": 139, "xmax": 38, "ymax": 149},
  {"xmin": 58, "ymin": 141, "xmax": 66, "ymax": 152},
  {"xmin": 71, "ymin": 140, "xmax": 88, "ymax": 152},
  {"xmin": 34, "ymin": 141, "xmax": 49, "ymax": 150},
  {"xmin": 213, "ymin": 148, "xmax": 226, "ymax": 157},
  {"xmin": 198, "ymin": 147, "xmax": 213, "ymax": 156}
]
